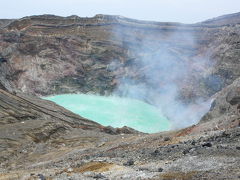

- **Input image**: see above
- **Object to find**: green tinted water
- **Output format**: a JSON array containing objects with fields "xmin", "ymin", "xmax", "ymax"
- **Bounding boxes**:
[{"xmin": 44, "ymin": 94, "xmax": 170, "ymax": 133}]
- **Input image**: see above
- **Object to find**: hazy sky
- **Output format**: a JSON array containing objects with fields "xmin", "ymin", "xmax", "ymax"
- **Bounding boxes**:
[{"xmin": 1, "ymin": 0, "xmax": 240, "ymax": 23}]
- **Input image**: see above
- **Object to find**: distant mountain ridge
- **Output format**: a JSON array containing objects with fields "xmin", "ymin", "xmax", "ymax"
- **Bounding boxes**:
[{"xmin": 201, "ymin": 12, "xmax": 240, "ymax": 25}]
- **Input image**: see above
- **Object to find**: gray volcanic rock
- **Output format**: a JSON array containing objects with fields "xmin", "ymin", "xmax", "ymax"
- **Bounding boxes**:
[
  {"xmin": 0, "ymin": 82, "xmax": 7, "ymax": 91},
  {"xmin": 0, "ymin": 13, "xmax": 239, "ymax": 102},
  {"xmin": 198, "ymin": 77, "xmax": 240, "ymax": 131},
  {"xmin": 0, "ymin": 19, "xmax": 14, "ymax": 28},
  {"xmin": 200, "ymin": 12, "xmax": 240, "ymax": 25}
]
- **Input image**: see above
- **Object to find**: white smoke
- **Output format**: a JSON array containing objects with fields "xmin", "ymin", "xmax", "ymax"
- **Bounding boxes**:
[{"xmin": 110, "ymin": 23, "xmax": 213, "ymax": 129}]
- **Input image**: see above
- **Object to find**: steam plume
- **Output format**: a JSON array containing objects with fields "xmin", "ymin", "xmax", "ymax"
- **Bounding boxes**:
[{"xmin": 110, "ymin": 23, "xmax": 213, "ymax": 129}]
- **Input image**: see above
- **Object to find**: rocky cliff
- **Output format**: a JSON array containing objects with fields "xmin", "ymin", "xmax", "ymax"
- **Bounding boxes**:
[{"xmin": 0, "ymin": 14, "xmax": 240, "ymax": 100}]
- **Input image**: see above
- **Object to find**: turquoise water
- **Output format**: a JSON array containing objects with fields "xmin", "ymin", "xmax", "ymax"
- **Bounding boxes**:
[{"xmin": 44, "ymin": 94, "xmax": 170, "ymax": 133}]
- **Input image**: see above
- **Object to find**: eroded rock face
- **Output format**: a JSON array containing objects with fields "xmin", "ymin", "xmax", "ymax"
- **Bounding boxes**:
[
  {"xmin": 0, "ymin": 14, "xmax": 239, "ymax": 102},
  {"xmin": 0, "ymin": 19, "xmax": 14, "ymax": 28},
  {"xmin": 198, "ymin": 77, "xmax": 240, "ymax": 131}
]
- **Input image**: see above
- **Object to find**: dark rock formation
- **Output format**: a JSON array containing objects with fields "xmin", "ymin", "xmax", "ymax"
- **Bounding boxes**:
[
  {"xmin": 0, "ymin": 82, "xmax": 7, "ymax": 91},
  {"xmin": 196, "ymin": 77, "xmax": 240, "ymax": 133}
]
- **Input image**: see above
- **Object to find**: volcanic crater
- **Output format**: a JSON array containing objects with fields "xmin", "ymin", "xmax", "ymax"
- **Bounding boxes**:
[{"xmin": 0, "ymin": 13, "xmax": 240, "ymax": 179}]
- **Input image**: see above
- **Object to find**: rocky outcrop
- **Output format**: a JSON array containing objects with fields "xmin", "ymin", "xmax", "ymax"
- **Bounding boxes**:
[
  {"xmin": 0, "ymin": 82, "xmax": 7, "ymax": 91},
  {"xmin": 0, "ymin": 19, "xmax": 14, "ymax": 28},
  {"xmin": 196, "ymin": 77, "xmax": 240, "ymax": 131},
  {"xmin": 200, "ymin": 12, "xmax": 240, "ymax": 25}
]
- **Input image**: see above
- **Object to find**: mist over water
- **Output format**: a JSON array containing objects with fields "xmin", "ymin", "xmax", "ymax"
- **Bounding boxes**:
[
  {"xmin": 45, "ymin": 23, "xmax": 213, "ymax": 133},
  {"xmin": 44, "ymin": 94, "xmax": 170, "ymax": 133},
  {"xmin": 110, "ymin": 25, "xmax": 212, "ymax": 129}
]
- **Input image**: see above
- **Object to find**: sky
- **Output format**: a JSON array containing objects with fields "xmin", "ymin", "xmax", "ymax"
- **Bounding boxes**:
[{"xmin": 1, "ymin": 0, "xmax": 240, "ymax": 23}]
